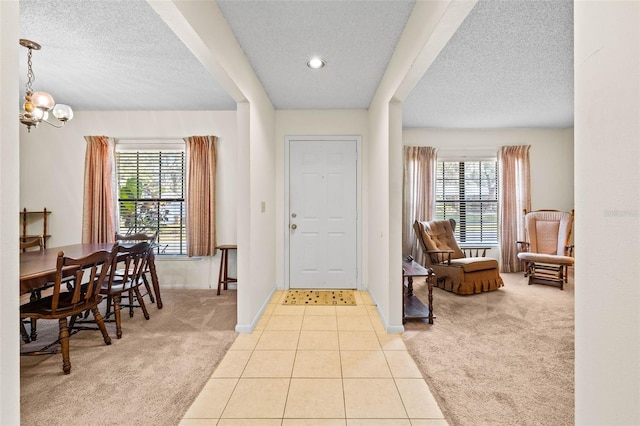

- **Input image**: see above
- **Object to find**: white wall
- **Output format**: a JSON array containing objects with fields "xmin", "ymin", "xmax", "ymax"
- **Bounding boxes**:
[
  {"xmin": 403, "ymin": 128, "xmax": 575, "ymax": 212},
  {"xmin": 574, "ymin": 1, "xmax": 640, "ymax": 424},
  {"xmin": 0, "ymin": 1, "xmax": 21, "ymax": 423},
  {"xmin": 274, "ymin": 110, "xmax": 369, "ymax": 289},
  {"xmin": 19, "ymin": 110, "xmax": 238, "ymax": 290}
]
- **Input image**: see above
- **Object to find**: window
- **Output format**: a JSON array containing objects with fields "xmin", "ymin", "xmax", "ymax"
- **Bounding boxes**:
[
  {"xmin": 116, "ymin": 142, "xmax": 186, "ymax": 255},
  {"xmin": 435, "ymin": 160, "xmax": 498, "ymax": 244}
]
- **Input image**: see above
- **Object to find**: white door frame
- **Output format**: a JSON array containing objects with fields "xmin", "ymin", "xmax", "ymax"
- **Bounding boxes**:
[{"xmin": 284, "ymin": 135, "xmax": 362, "ymax": 290}]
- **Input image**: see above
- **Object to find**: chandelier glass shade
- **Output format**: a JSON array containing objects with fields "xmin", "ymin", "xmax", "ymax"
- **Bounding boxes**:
[{"xmin": 19, "ymin": 39, "xmax": 73, "ymax": 132}]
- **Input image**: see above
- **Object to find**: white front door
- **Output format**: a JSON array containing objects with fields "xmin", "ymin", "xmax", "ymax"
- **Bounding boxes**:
[{"xmin": 288, "ymin": 138, "xmax": 358, "ymax": 289}]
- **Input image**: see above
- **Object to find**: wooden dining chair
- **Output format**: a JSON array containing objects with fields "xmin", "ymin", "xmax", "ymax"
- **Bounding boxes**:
[
  {"xmin": 20, "ymin": 235, "xmax": 45, "ymax": 252},
  {"xmin": 102, "ymin": 242, "xmax": 151, "ymax": 339},
  {"xmin": 20, "ymin": 244, "xmax": 117, "ymax": 374},
  {"xmin": 19, "ymin": 235, "xmax": 45, "ymax": 343},
  {"xmin": 115, "ymin": 231, "xmax": 158, "ymax": 305}
]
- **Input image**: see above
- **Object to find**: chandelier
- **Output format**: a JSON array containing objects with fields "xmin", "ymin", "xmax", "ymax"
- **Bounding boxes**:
[{"xmin": 19, "ymin": 39, "xmax": 73, "ymax": 132}]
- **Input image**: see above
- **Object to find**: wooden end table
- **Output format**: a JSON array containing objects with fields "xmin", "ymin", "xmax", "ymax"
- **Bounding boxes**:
[{"xmin": 402, "ymin": 258, "xmax": 435, "ymax": 324}]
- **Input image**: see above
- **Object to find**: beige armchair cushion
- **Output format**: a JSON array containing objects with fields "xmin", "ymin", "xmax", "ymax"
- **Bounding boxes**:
[
  {"xmin": 524, "ymin": 210, "xmax": 573, "ymax": 256},
  {"xmin": 450, "ymin": 257, "xmax": 500, "ymax": 273},
  {"xmin": 418, "ymin": 220, "xmax": 465, "ymax": 259},
  {"xmin": 517, "ymin": 252, "xmax": 574, "ymax": 266}
]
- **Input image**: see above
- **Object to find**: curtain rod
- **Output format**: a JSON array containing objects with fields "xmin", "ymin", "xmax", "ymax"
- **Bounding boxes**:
[
  {"xmin": 116, "ymin": 137, "xmax": 185, "ymax": 141},
  {"xmin": 437, "ymin": 147, "xmax": 498, "ymax": 150}
]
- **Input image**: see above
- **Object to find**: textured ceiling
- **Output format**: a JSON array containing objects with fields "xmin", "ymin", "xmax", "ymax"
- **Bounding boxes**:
[
  {"xmin": 403, "ymin": 0, "xmax": 574, "ymax": 128},
  {"xmin": 17, "ymin": 0, "xmax": 574, "ymax": 128},
  {"xmin": 19, "ymin": 0, "xmax": 236, "ymax": 110},
  {"xmin": 216, "ymin": 0, "xmax": 415, "ymax": 109}
]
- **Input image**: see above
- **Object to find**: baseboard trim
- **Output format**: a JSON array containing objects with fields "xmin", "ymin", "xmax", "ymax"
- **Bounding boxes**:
[{"xmin": 234, "ymin": 286, "xmax": 276, "ymax": 334}]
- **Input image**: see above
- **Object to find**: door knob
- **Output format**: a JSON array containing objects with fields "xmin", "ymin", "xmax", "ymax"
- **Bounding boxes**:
[{"xmin": 291, "ymin": 224, "xmax": 297, "ymax": 229}]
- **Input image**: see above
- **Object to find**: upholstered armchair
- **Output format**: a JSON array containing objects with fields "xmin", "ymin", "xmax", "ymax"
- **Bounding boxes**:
[
  {"xmin": 516, "ymin": 210, "xmax": 574, "ymax": 289},
  {"xmin": 413, "ymin": 219, "xmax": 504, "ymax": 295}
]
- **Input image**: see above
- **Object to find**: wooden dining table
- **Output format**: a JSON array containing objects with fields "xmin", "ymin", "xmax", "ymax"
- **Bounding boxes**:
[{"xmin": 20, "ymin": 242, "xmax": 163, "ymax": 309}]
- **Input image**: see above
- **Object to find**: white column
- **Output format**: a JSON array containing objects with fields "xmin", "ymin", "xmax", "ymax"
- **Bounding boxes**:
[
  {"xmin": 574, "ymin": 1, "xmax": 640, "ymax": 424},
  {"xmin": 0, "ymin": 1, "xmax": 21, "ymax": 424}
]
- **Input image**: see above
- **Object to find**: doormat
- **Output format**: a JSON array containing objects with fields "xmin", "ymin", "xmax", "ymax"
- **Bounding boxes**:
[{"xmin": 283, "ymin": 290, "xmax": 356, "ymax": 305}]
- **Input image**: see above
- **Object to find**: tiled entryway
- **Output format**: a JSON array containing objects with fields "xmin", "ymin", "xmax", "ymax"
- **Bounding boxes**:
[{"xmin": 180, "ymin": 290, "xmax": 448, "ymax": 426}]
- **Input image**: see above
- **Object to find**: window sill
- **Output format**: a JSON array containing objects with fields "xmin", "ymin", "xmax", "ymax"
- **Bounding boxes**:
[
  {"xmin": 458, "ymin": 243, "xmax": 498, "ymax": 249},
  {"xmin": 155, "ymin": 255, "xmax": 201, "ymax": 261}
]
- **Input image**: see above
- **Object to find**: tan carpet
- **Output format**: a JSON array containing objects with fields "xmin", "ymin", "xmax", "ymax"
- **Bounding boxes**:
[
  {"xmin": 20, "ymin": 289, "xmax": 237, "ymax": 426},
  {"xmin": 282, "ymin": 289, "xmax": 356, "ymax": 305},
  {"xmin": 403, "ymin": 272, "xmax": 574, "ymax": 426}
]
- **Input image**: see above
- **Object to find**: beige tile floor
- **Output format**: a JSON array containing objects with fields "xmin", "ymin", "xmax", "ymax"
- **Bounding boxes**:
[{"xmin": 180, "ymin": 290, "xmax": 448, "ymax": 426}]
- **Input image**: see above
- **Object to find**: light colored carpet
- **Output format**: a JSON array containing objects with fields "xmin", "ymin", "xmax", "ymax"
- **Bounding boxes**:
[
  {"xmin": 403, "ymin": 272, "xmax": 574, "ymax": 426},
  {"xmin": 20, "ymin": 289, "xmax": 237, "ymax": 426},
  {"xmin": 282, "ymin": 289, "xmax": 357, "ymax": 305}
]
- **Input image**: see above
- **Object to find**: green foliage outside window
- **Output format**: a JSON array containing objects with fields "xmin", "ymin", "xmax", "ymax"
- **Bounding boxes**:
[{"xmin": 116, "ymin": 150, "xmax": 185, "ymax": 254}]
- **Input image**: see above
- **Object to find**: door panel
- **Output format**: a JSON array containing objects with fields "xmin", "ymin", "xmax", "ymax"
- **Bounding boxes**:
[{"xmin": 289, "ymin": 139, "xmax": 357, "ymax": 289}]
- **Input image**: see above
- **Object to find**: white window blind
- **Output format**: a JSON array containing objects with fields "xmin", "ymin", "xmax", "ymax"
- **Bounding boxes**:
[
  {"xmin": 116, "ymin": 146, "xmax": 186, "ymax": 255},
  {"xmin": 435, "ymin": 160, "xmax": 498, "ymax": 244}
]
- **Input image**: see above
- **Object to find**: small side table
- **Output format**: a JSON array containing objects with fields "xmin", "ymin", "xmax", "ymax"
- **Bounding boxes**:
[
  {"xmin": 402, "ymin": 258, "xmax": 435, "ymax": 324},
  {"xmin": 216, "ymin": 245, "xmax": 237, "ymax": 295}
]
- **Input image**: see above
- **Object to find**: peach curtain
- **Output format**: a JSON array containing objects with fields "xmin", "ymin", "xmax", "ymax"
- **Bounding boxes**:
[
  {"xmin": 184, "ymin": 135, "xmax": 217, "ymax": 257},
  {"xmin": 82, "ymin": 136, "xmax": 116, "ymax": 244},
  {"xmin": 499, "ymin": 145, "xmax": 531, "ymax": 272},
  {"xmin": 403, "ymin": 146, "xmax": 437, "ymax": 265}
]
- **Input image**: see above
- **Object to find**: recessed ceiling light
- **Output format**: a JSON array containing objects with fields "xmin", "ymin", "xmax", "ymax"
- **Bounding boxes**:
[{"xmin": 306, "ymin": 57, "xmax": 326, "ymax": 69}]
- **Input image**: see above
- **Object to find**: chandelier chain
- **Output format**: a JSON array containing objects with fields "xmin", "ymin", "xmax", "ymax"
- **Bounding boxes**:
[{"xmin": 25, "ymin": 47, "xmax": 35, "ymax": 95}]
